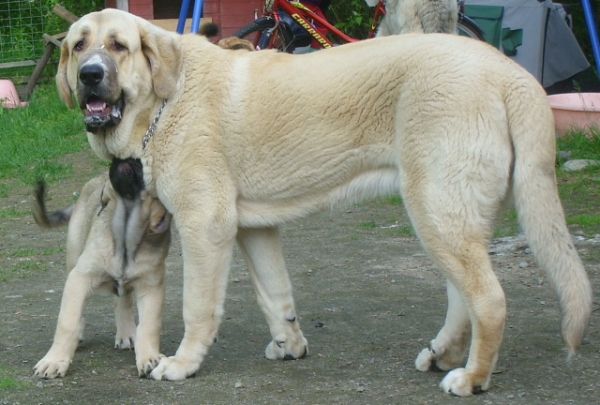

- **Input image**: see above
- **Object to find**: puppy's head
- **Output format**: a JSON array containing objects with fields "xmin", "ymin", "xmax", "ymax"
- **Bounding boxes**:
[
  {"xmin": 57, "ymin": 9, "xmax": 182, "ymax": 133},
  {"xmin": 109, "ymin": 157, "xmax": 145, "ymax": 200}
]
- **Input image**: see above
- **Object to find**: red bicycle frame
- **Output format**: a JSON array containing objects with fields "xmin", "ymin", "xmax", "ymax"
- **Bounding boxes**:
[{"xmin": 263, "ymin": 0, "xmax": 387, "ymax": 49}]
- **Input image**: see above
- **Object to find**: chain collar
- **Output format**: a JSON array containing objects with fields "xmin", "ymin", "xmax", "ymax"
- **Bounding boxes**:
[{"xmin": 142, "ymin": 99, "xmax": 167, "ymax": 150}]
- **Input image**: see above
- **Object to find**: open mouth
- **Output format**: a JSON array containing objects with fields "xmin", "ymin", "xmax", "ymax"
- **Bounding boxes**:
[{"xmin": 82, "ymin": 93, "xmax": 124, "ymax": 132}]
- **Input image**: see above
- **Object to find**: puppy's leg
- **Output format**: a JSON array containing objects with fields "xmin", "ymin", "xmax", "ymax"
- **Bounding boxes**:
[
  {"xmin": 237, "ymin": 226, "xmax": 308, "ymax": 361},
  {"xmin": 114, "ymin": 293, "xmax": 137, "ymax": 349},
  {"xmin": 133, "ymin": 275, "xmax": 166, "ymax": 376},
  {"xmin": 415, "ymin": 280, "xmax": 470, "ymax": 371},
  {"xmin": 34, "ymin": 270, "xmax": 94, "ymax": 379},
  {"xmin": 149, "ymin": 203, "xmax": 237, "ymax": 381}
]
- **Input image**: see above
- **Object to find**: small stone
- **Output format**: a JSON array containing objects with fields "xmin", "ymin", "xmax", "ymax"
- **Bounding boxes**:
[
  {"xmin": 357, "ymin": 386, "xmax": 365, "ymax": 392},
  {"xmin": 518, "ymin": 261, "xmax": 528, "ymax": 268},
  {"xmin": 315, "ymin": 321, "xmax": 324, "ymax": 328},
  {"xmin": 235, "ymin": 381, "xmax": 244, "ymax": 388},
  {"xmin": 563, "ymin": 159, "xmax": 600, "ymax": 171}
]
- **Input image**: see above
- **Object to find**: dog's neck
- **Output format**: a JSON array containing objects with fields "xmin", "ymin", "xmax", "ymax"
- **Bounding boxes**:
[
  {"xmin": 142, "ymin": 99, "xmax": 168, "ymax": 150},
  {"xmin": 87, "ymin": 98, "xmax": 166, "ymax": 161}
]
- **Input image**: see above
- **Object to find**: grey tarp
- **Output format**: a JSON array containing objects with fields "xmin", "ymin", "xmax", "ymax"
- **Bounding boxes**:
[{"xmin": 465, "ymin": 0, "xmax": 590, "ymax": 87}]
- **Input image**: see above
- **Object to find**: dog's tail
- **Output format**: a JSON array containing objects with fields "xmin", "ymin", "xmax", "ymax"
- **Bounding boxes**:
[
  {"xmin": 507, "ymin": 78, "xmax": 593, "ymax": 356},
  {"xmin": 32, "ymin": 180, "xmax": 74, "ymax": 228},
  {"xmin": 198, "ymin": 22, "xmax": 219, "ymax": 38}
]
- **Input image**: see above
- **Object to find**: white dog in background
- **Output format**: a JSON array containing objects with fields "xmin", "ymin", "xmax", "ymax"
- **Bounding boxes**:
[{"xmin": 366, "ymin": 0, "xmax": 458, "ymax": 35}]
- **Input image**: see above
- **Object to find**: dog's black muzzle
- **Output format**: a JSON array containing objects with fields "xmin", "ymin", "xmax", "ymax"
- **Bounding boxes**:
[{"xmin": 76, "ymin": 52, "xmax": 124, "ymax": 133}]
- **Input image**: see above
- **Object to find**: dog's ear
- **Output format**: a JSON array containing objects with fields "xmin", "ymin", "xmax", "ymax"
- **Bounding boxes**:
[
  {"xmin": 137, "ymin": 21, "xmax": 182, "ymax": 100},
  {"xmin": 56, "ymin": 40, "xmax": 74, "ymax": 108},
  {"xmin": 149, "ymin": 199, "xmax": 171, "ymax": 234}
]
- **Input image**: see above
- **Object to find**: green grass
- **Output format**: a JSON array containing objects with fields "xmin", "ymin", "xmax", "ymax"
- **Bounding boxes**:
[
  {"xmin": 0, "ymin": 365, "xmax": 30, "ymax": 390},
  {"xmin": 0, "ymin": 85, "xmax": 87, "ymax": 186},
  {"xmin": 556, "ymin": 128, "xmax": 600, "ymax": 160},
  {"xmin": 0, "ymin": 207, "xmax": 30, "ymax": 219}
]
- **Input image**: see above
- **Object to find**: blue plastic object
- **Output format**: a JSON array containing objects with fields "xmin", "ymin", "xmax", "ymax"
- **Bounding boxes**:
[
  {"xmin": 176, "ymin": 0, "xmax": 204, "ymax": 34},
  {"xmin": 582, "ymin": 0, "xmax": 600, "ymax": 77}
]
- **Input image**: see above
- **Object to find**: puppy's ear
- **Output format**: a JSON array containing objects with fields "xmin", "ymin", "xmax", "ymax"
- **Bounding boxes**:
[
  {"xmin": 149, "ymin": 200, "xmax": 171, "ymax": 234},
  {"xmin": 138, "ymin": 20, "xmax": 182, "ymax": 100},
  {"xmin": 56, "ymin": 40, "xmax": 74, "ymax": 108},
  {"xmin": 100, "ymin": 182, "xmax": 117, "ymax": 207}
]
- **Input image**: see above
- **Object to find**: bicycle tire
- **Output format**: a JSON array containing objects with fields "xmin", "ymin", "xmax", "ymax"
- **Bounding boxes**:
[
  {"xmin": 233, "ymin": 17, "xmax": 296, "ymax": 52},
  {"xmin": 457, "ymin": 15, "xmax": 485, "ymax": 41}
]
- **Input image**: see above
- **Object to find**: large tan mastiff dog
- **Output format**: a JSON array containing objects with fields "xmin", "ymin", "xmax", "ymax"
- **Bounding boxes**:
[
  {"xmin": 33, "ymin": 165, "xmax": 171, "ymax": 379},
  {"xmin": 56, "ymin": 9, "xmax": 592, "ymax": 395}
]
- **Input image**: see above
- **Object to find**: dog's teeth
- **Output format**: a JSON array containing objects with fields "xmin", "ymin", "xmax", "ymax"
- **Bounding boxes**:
[{"xmin": 86, "ymin": 102, "xmax": 107, "ymax": 112}]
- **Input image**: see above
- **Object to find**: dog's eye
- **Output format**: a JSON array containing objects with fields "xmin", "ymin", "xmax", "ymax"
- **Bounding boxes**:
[
  {"xmin": 113, "ymin": 41, "xmax": 127, "ymax": 51},
  {"xmin": 74, "ymin": 40, "xmax": 84, "ymax": 51}
]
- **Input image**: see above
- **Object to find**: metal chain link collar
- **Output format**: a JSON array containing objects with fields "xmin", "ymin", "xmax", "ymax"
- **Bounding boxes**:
[{"xmin": 142, "ymin": 99, "xmax": 167, "ymax": 150}]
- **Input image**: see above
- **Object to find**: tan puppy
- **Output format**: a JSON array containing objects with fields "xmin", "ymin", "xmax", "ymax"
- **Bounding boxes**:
[
  {"xmin": 366, "ymin": 0, "xmax": 458, "ymax": 35},
  {"xmin": 55, "ymin": 9, "xmax": 592, "ymax": 396},
  {"xmin": 33, "ymin": 169, "xmax": 171, "ymax": 379}
]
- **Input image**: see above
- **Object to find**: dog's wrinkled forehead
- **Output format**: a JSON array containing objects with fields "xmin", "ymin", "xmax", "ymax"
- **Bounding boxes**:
[{"xmin": 66, "ymin": 11, "xmax": 141, "ymax": 57}]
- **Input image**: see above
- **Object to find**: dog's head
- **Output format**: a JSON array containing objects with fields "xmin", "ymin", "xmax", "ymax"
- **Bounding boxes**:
[{"xmin": 57, "ymin": 9, "xmax": 182, "ymax": 134}]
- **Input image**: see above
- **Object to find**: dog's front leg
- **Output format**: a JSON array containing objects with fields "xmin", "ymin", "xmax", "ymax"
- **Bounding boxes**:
[
  {"xmin": 114, "ymin": 293, "xmax": 136, "ymax": 349},
  {"xmin": 134, "ymin": 275, "xmax": 166, "ymax": 376},
  {"xmin": 34, "ymin": 269, "xmax": 94, "ymax": 379},
  {"xmin": 237, "ymin": 226, "xmax": 308, "ymax": 361},
  {"xmin": 150, "ymin": 206, "xmax": 236, "ymax": 381}
]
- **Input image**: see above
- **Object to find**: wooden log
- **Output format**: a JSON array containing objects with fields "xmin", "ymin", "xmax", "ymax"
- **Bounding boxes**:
[
  {"xmin": 0, "ymin": 60, "xmax": 36, "ymax": 69},
  {"xmin": 23, "ymin": 42, "xmax": 57, "ymax": 100},
  {"xmin": 52, "ymin": 4, "xmax": 79, "ymax": 23}
]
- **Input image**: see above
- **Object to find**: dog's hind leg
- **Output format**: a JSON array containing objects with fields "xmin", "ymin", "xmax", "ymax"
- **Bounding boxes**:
[
  {"xmin": 114, "ymin": 293, "xmax": 137, "ymax": 349},
  {"xmin": 237, "ymin": 226, "xmax": 308, "ymax": 361},
  {"xmin": 415, "ymin": 280, "xmax": 470, "ymax": 372},
  {"xmin": 400, "ymin": 148, "xmax": 509, "ymax": 396},
  {"xmin": 410, "ymin": 219, "xmax": 505, "ymax": 396}
]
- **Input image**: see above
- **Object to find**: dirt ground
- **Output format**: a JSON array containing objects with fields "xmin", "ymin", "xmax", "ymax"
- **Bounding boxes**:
[{"xmin": 1, "ymin": 150, "xmax": 599, "ymax": 405}]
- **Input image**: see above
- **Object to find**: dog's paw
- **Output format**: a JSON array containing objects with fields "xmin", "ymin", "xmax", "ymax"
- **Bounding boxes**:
[
  {"xmin": 415, "ymin": 347, "xmax": 436, "ymax": 371},
  {"xmin": 137, "ymin": 353, "xmax": 165, "ymax": 377},
  {"xmin": 115, "ymin": 336, "xmax": 135, "ymax": 350},
  {"xmin": 265, "ymin": 333, "xmax": 308, "ymax": 361},
  {"xmin": 440, "ymin": 368, "xmax": 487, "ymax": 397},
  {"xmin": 34, "ymin": 356, "xmax": 72, "ymax": 379},
  {"xmin": 148, "ymin": 356, "xmax": 199, "ymax": 381},
  {"xmin": 415, "ymin": 341, "xmax": 462, "ymax": 372}
]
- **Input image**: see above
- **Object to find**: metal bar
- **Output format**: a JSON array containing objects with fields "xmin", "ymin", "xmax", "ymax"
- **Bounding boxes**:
[
  {"xmin": 581, "ymin": 0, "xmax": 600, "ymax": 77},
  {"xmin": 191, "ymin": 0, "xmax": 204, "ymax": 33},
  {"xmin": 177, "ymin": 0, "xmax": 191, "ymax": 33}
]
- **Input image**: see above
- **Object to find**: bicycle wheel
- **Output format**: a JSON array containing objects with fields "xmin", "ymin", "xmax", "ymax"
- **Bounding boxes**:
[
  {"xmin": 233, "ymin": 17, "xmax": 296, "ymax": 52},
  {"xmin": 457, "ymin": 15, "xmax": 485, "ymax": 41}
]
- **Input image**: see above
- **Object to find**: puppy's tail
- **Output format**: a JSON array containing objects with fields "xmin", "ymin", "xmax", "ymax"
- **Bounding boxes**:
[
  {"xmin": 507, "ymin": 78, "xmax": 593, "ymax": 356},
  {"xmin": 32, "ymin": 180, "xmax": 74, "ymax": 228}
]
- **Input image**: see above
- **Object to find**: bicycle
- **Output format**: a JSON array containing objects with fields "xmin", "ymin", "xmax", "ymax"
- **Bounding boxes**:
[{"xmin": 233, "ymin": 0, "xmax": 485, "ymax": 53}]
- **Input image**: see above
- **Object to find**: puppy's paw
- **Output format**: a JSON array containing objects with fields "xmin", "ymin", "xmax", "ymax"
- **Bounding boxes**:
[
  {"xmin": 440, "ymin": 368, "xmax": 487, "ymax": 397},
  {"xmin": 149, "ymin": 356, "xmax": 199, "ymax": 381},
  {"xmin": 114, "ymin": 336, "xmax": 135, "ymax": 350},
  {"xmin": 114, "ymin": 324, "xmax": 136, "ymax": 350},
  {"xmin": 34, "ymin": 355, "xmax": 72, "ymax": 379},
  {"xmin": 137, "ymin": 353, "xmax": 165, "ymax": 377},
  {"xmin": 265, "ymin": 333, "xmax": 308, "ymax": 361}
]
